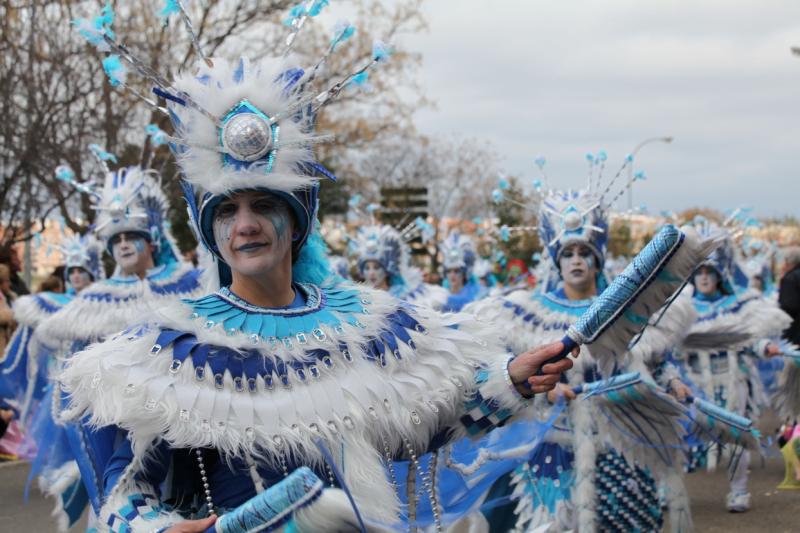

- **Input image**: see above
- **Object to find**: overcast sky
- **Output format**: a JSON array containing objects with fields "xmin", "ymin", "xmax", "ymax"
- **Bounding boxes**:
[{"xmin": 391, "ymin": 0, "xmax": 800, "ymax": 218}]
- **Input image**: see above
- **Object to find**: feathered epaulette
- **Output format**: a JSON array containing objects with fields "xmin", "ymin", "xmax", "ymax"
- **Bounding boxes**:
[
  {"xmin": 39, "ymin": 262, "xmax": 203, "ymax": 343},
  {"xmin": 59, "ymin": 279, "xmax": 521, "ymax": 522},
  {"xmin": 402, "ymin": 283, "xmax": 448, "ymax": 311},
  {"xmin": 11, "ymin": 292, "xmax": 73, "ymax": 328},
  {"xmin": 684, "ymin": 289, "xmax": 792, "ymax": 351}
]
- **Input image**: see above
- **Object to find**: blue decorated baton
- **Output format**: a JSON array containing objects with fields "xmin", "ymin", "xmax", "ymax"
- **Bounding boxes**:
[
  {"xmin": 538, "ymin": 224, "xmax": 718, "ymax": 373},
  {"xmin": 685, "ymin": 395, "xmax": 760, "ymax": 450},
  {"xmin": 205, "ymin": 467, "xmax": 324, "ymax": 533}
]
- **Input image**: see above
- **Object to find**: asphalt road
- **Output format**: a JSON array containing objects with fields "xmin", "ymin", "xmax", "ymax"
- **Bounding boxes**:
[{"xmin": 0, "ymin": 448, "xmax": 795, "ymax": 532}]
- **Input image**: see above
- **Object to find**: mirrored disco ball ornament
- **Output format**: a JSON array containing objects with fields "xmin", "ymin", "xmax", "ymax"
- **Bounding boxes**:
[
  {"xmin": 221, "ymin": 113, "xmax": 273, "ymax": 162},
  {"xmin": 563, "ymin": 209, "xmax": 583, "ymax": 231}
]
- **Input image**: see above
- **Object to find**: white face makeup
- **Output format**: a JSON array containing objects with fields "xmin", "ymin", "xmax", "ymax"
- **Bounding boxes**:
[
  {"xmin": 694, "ymin": 267, "xmax": 719, "ymax": 295},
  {"xmin": 68, "ymin": 267, "xmax": 92, "ymax": 292},
  {"xmin": 559, "ymin": 243, "xmax": 598, "ymax": 292},
  {"xmin": 111, "ymin": 232, "xmax": 154, "ymax": 276},
  {"xmin": 213, "ymin": 191, "xmax": 294, "ymax": 279},
  {"xmin": 446, "ymin": 268, "xmax": 465, "ymax": 293},
  {"xmin": 362, "ymin": 260, "xmax": 387, "ymax": 288}
]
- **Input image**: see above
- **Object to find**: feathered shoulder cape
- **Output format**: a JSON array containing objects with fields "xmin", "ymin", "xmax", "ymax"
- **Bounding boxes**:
[
  {"xmin": 10, "ymin": 291, "xmax": 73, "ymax": 329},
  {"xmin": 684, "ymin": 289, "xmax": 791, "ymax": 352},
  {"xmin": 39, "ymin": 262, "xmax": 203, "ymax": 344},
  {"xmin": 60, "ymin": 278, "xmax": 523, "ymax": 522},
  {"xmin": 468, "ymin": 286, "xmax": 695, "ymax": 382}
]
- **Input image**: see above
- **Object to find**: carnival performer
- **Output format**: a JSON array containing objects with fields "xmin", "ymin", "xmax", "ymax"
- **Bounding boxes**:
[
  {"xmin": 676, "ymin": 217, "xmax": 790, "ymax": 513},
  {"xmin": 59, "ymin": 5, "xmax": 574, "ymax": 532},
  {"xmin": 351, "ymin": 217, "xmax": 448, "ymax": 310},
  {"xmin": 467, "ymin": 155, "xmax": 702, "ymax": 533},
  {"xmin": 0, "ymin": 233, "xmax": 103, "ymax": 432},
  {"xmin": 30, "ymin": 150, "xmax": 203, "ymax": 529},
  {"xmin": 441, "ymin": 232, "xmax": 484, "ymax": 312}
]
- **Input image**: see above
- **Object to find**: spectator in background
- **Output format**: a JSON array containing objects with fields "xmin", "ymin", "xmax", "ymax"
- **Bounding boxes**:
[
  {"xmin": 779, "ymin": 246, "xmax": 800, "ymax": 345},
  {"xmin": 38, "ymin": 275, "xmax": 64, "ymax": 294},
  {"xmin": 0, "ymin": 264, "xmax": 16, "ymax": 355},
  {"xmin": 0, "ymin": 245, "xmax": 29, "ymax": 296}
]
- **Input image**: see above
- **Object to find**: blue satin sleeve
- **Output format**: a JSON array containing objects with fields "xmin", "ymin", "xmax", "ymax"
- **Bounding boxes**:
[{"xmin": 104, "ymin": 428, "xmax": 171, "ymax": 497}]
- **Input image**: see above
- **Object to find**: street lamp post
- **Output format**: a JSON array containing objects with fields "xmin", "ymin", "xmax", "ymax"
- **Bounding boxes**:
[{"xmin": 627, "ymin": 136, "xmax": 673, "ymax": 210}]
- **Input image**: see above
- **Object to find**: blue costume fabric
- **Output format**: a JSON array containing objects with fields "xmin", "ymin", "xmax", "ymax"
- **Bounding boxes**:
[
  {"xmin": 442, "ymin": 281, "xmax": 482, "ymax": 313},
  {"xmin": 29, "ymin": 263, "xmax": 203, "ymax": 530},
  {"xmin": 0, "ymin": 291, "xmax": 72, "ymax": 426},
  {"xmin": 59, "ymin": 279, "xmax": 535, "ymax": 532}
]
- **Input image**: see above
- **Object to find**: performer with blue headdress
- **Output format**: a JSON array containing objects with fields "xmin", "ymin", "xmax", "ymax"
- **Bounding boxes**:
[
  {"xmin": 350, "ymin": 201, "xmax": 448, "ymax": 310},
  {"xmin": 27, "ymin": 141, "xmax": 204, "ymax": 530},
  {"xmin": 59, "ymin": 4, "xmax": 575, "ymax": 532},
  {"xmin": 467, "ymin": 153, "xmax": 713, "ymax": 532},
  {"xmin": 440, "ymin": 232, "xmax": 483, "ymax": 312},
  {"xmin": 676, "ymin": 216, "xmax": 791, "ymax": 513},
  {"xmin": 0, "ymin": 233, "xmax": 103, "ymax": 432}
]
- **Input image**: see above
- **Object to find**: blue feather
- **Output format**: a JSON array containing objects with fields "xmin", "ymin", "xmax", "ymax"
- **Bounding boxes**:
[{"xmin": 292, "ymin": 227, "xmax": 332, "ymax": 285}]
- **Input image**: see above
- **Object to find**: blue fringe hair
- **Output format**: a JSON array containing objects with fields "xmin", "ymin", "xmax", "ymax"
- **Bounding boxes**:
[{"xmin": 292, "ymin": 222, "xmax": 332, "ymax": 285}]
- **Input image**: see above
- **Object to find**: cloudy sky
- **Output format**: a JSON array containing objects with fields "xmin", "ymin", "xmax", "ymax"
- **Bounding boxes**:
[{"xmin": 391, "ymin": 0, "xmax": 800, "ymax": 218}]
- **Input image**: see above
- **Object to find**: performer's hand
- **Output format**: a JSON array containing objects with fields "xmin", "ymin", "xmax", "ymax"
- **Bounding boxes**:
[
  {"xmin": 765, "ymin": 342, "xmax": 782, "ymax": 358},
  {"xmin": 508, "ymin": 341, "xmax": 578, "ymax": 397},
  {"xmin": 546, "ymin": 383, "xmax": 577, "ymax": 404},
  {"xmin": 164, "ymin": 515, "xmax": 217, "ymax": 533},
  {"xmin": 668, "ymin": 378, "xmax": 692, "ymax": 402}
]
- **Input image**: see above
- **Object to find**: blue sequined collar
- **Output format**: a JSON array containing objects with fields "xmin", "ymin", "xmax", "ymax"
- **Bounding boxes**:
[
  {"xmin": 217, "ymin": 284, "xmax": 319, "ymax": 315},
  {"xmin": 532, "ymin": 289, "xmax": 594, "ymax": 316},
  {"xmin": 186, "ymin": 282, "xmax": 369, "ymax": 342},
  {"xmin": 107, "ymin": 263, "xmax": 172, "ymax": 285}
]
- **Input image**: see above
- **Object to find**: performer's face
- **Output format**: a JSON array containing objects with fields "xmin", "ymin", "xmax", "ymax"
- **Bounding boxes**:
[
  {"xmin": 213, "ymin": 191, "xmax": 294, "ymax": 279},
  {"xmin": 559, "ymin": 243, "xmax": 597, "ymax": 291},
  {"xmin": 67, "ymin": 267, "xmax": 92, "ymax": 291},
  {"xmin": 110, "ymin": 232, "xmax": 154, "ymax": 276},
  {"xmin": 446, "ymin": 268, "xmax": 465, "ymax": 292},
  {"xmin": 362, "ymin": 260, "xmax": 387, "ymax": 288},
  {"xmin": 694, "ymin": 266, "xmax": 719, "ymax": 295}
]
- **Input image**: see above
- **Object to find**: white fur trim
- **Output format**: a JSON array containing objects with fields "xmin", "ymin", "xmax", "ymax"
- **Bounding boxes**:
[
  {"xmin": 170, "ymin": 57, "xmax": 318, "ymax": 196},
  {"xmin": 38, "ymin": 262, "xmax": 202, "ymax": 343},
  {"xmin": 60, "ymin": 283, "xmax": 519, "ymax": 523}
]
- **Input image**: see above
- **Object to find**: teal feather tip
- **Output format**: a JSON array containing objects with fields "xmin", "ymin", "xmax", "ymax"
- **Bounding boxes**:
[
  {"xmin": 331, "ymin": 19, "xmax": 355, "ymax": 48},
  {"xmin": 309, "ymin": 0, "xmax": 330, "ymax": 17},
  {"xmin": 55, "ymin": 165, "xmax": 76, "ymax": 183},
  {"xmin": 372, "ymin": 40, "xmax": 393, "ymax": 63},
  {"xmin": 145, "ymin": 124, "xmax": 168, "ymax": 146},
  {"xmin": 157, "ymin": 0, "xmax": 180, "ymax": 21},
  {"xmin": 348, "ymin": 71, "xmax": 369, "ymax": 89},
  {"xmin": 102, "ymin": 55, "xmax": 127, "ymax": 87}
]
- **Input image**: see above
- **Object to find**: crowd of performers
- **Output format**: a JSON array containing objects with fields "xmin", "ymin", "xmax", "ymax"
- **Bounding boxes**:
[{"xmin": 0, "ymin": 3, "xmax": 799, "ymax": 532}]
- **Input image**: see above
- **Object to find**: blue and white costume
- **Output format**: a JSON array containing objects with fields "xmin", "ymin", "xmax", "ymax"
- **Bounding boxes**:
[
  {"xmin": 60, "ymin": 6, "xmax": 545, "ymax": 531},
  {"xmin": 32, "ymin": 160, "xmax": 202, "ymax": 529},
  {"xmin": 468, "ymin": 160, "xmax": 695, "ymax": 532},
  {"xmin": 441, "ymin": 232, "xmax": 483, "ymax": 312},
  {"xmin": 351, "ymin": 222, "xmax": 448, "ymax": 309},
  {"xmin": 675, "ymin": 219, "xmax": 791, "ymax": 510},
  {"xmin": 0, "ymin": 233, "xmax": 105, "ymax": 428}
]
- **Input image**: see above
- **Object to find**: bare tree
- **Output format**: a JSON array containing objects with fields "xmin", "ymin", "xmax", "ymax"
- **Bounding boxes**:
[{"xmin": 0, "ymin": 0, "xmax": 428, "ymax": 249}]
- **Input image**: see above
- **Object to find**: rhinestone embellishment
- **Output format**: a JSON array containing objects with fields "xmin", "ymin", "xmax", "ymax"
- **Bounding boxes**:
[{"xmin": 221, "ymin": 112, "xmax": 273, "ymax": 162}]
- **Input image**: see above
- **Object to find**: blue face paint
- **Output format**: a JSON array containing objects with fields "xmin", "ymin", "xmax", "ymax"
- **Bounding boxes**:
[{"xmin": 133, "ymin": 238, "xmax": 146, "ymax": 253}]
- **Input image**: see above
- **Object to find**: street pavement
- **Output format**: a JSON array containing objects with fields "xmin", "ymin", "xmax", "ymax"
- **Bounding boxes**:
[{"xmin": 0, "ymin": 447, "xmax": 795, "ymax": 532}]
